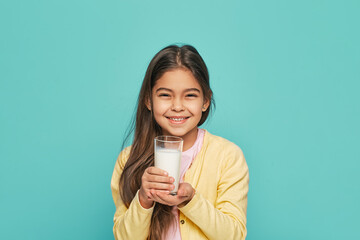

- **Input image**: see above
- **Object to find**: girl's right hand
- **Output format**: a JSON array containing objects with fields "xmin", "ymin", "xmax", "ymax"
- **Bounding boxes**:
[{"xmin": 139, "ymin": 167, "xmax": 175, "ymax": 209}]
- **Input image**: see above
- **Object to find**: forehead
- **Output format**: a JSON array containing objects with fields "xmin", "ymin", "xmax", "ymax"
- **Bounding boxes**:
[{"xmin": 153, "ymin": 69, "xmax": 202, "ymax": 91}]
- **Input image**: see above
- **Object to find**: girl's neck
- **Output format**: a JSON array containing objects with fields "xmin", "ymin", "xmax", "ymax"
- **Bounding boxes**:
[{"xmin": 181, "ymin": 128, "xmax": 198, "ymax": 152}]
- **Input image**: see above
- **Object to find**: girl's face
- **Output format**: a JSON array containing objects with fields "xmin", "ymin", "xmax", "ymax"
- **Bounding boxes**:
[{"xmin": 149, "ymin": 68, "xmax": 209, "ymax": 150}]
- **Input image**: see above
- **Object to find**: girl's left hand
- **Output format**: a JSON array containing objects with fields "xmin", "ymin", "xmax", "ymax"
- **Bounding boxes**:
[{"xmin": 150, "ymin": 182, "xmax": 195, "ymax": 207}]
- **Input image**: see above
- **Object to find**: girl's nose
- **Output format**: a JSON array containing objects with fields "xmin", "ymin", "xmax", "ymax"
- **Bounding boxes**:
[{"xmin": 171, "ymin": 99, "xmax": 185, "ymax": 111}]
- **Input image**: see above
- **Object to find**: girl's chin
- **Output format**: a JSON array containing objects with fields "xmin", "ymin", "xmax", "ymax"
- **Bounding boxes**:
[
  {"xmin": 162, "ymin": 127, "xmax": 198, "ymax": 139},
  {"xmin": 161, "ymin": 130, "xmax": 184, "ymax": 137}
]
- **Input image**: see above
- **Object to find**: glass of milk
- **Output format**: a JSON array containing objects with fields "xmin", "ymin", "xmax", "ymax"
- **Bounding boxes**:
[{"xmin": 154, "ymin": 136, "xmax": 183, "ymax": 195}]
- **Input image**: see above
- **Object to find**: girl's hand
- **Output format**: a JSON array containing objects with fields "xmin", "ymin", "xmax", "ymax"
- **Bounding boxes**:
[
  {"xmin": 139, "ymin": 167, "xmax": 175, "ymax": 209},
  {"xmin": 150, "ymin": 182, "xmax": 195, "ymax": 207}
]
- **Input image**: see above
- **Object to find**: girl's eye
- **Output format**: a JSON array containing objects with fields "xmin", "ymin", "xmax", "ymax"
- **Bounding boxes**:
[
  {"xmin": 159, "ymin": 93, "xmax": 170, "ymax": 97},
  {"xmin": 186, "ymin": 94, "xmax": 198, "ymax": 98}
]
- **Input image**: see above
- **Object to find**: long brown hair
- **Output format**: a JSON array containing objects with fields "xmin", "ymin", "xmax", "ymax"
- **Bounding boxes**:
[{"xmin": 119, "ymin": 44, "xmax": 214, "ymax": 239}]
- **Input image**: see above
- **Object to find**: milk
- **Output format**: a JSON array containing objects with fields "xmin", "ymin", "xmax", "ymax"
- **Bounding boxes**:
[{"xmin": 155, "ymin": 148, "xmax": 181, "ymax": 194}]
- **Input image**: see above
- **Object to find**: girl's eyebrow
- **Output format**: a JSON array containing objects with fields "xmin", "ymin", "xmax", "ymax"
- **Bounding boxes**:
[
  {"xmin": 155, "ymin": 87, "xmax": 172, "ymax": 92},
  {"xmin": 185, "ymin": 88, "xmax": 201, "ymax": 93},
  {"xmin": 155, "ymin": 87, "xmax": 200, "ymax": 93}
]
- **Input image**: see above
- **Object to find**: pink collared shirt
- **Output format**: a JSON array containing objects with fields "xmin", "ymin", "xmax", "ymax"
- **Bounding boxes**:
[{"xmin": 163, "ymin": 128, "xmax": 205, "ymax": 240}]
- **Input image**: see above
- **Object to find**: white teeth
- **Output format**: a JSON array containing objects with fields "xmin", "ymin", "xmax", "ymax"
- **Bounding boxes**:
[{"xmin": 169, "ymin": 117, "xmax": 186, "ymax": 121}]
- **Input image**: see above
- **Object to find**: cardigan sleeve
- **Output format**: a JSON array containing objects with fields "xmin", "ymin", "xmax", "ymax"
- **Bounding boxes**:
[
  {"xmin": 178, "ymin": 145, "xmax": 249, "ymax": 240},
  {"xmin": 111, "ymin": 147, "xmax": 154, "ymax": 240}
]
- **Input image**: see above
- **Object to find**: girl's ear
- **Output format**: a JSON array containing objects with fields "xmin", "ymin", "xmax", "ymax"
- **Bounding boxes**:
[
  {"xmin": 145, "ymin": 97, "xmax": 151, "ymax": 111},
  {"xmin": 202, "ymin": 98, "xmax": 210, "ymax": 112}
]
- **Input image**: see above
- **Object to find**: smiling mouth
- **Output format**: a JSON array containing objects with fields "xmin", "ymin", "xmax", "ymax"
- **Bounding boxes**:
[{"xmin": 166, "ymin": 117, "xmax": 190, "ymax": 123}]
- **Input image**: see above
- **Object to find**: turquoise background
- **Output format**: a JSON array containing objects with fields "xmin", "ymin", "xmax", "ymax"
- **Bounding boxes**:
[{"xmin": 1, "ymin": 0, "xmax": 359, "ymax": 239}]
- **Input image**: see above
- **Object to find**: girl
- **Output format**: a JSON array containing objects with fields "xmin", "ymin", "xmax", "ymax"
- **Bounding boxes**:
[{"xmin": 111, "ymin": 45, "xmax": 249, "ymax": 240}]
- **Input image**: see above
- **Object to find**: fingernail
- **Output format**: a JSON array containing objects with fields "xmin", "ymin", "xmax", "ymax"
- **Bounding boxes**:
[{"xmin": 164, "ymin": 171, "xmax": 168, "ymax": 176}]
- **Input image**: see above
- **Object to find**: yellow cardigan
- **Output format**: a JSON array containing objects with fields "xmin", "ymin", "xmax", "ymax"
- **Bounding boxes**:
[{"xmin": 111, "ymin": 130, "xmax": 249, "ymax": 239}]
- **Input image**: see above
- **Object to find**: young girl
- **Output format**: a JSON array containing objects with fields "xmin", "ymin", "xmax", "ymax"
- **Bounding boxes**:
[{"xmin": 111, "ymin": 45, "xmax": 249, "ymax": 240}]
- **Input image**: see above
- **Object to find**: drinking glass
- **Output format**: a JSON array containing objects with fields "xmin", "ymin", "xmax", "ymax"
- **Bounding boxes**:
[{"xmin": 154, "ymin": 136, "xmax": 183, "ymax": 195}]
